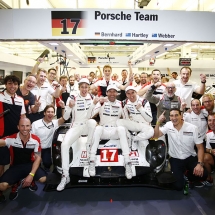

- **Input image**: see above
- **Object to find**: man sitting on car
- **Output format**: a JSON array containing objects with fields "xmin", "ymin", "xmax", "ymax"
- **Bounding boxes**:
[{"xmin": 88, "ymin": 85, "xmax": 132, "ymax": 179}]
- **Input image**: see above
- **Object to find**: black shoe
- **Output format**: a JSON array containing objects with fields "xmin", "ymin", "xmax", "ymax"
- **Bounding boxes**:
[
  {"xmin": 9, "ymin": 181, "xmax": 21, "ymax": 201},
  {"xmin": 193, "ymin": 181, "xmax": 204, "ymax": 188},
  {"xmin": 29, "ymin": 180, "xmax": 38, "ymax": 192},
  {"xmin": 0, "ymin": 191, "xmax": 6, "ymax": 203}
]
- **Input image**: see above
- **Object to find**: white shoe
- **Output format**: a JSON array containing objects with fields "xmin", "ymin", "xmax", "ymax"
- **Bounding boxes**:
[
  {"xmin": 89, "ymin": 161, "xmax": 96, "ymax": 176},
  {"xmin": 132, "ymin": 140, "xmax": 138, "ymax": 151},
  {"xmin": 125, "ymin": 162, "xmax": 132, "ymax": 179},
  {"xmin": 57, "ymin": 175, "xmax": 70, "ymax": 191}
]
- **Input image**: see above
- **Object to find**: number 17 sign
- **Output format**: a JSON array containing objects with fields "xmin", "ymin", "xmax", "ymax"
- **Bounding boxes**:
[
  {"xmin": 100, "ymin": 149, "xmax": 118, "ymax": 162},
  {"xmin": 51, "ymin": 11, "xmax": 86, "ymax": 36}
]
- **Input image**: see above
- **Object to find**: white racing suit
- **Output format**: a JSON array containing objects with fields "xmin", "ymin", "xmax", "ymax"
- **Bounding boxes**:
[
  {"xmin": 61, "ymin": 94, "xmax": 97, "ymax": 176},
  {"xmin": 116, "ymin": 96, "xmax": 154, "ymax": 141},
  {"xmin": 89, "ymin": 99, "xmax": 130, "ymax": 163}
]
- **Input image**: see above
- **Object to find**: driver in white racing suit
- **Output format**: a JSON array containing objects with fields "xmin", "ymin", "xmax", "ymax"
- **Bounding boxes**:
[
  {"xmin": 57, "ymin": 78, "xmax": 97, "ymax": 191},
  {"xmin": 116, "ymin": 86, "xmax": 154, "ymax": 149},
  {"xmin": 88, "ymin": 85, "xmax": 133, "ymax": 179}
]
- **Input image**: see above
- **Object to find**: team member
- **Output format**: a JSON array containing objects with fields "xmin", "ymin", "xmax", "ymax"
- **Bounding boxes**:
[
  {"xmin": 183, "ymin": 99, "xmax": 208, "ymax": 141},
  {"xmin": 16, "ymin": 74, "xmax": 40, "ymax": 117},
  {"xmin": 88, "ymin": 85, "xmax": 132, "ymax": 179},
  {"xmin": 138, "ymin": 69, "xmax": 166, "ymax": 125},
  {"xmin": 203, "ymin": 113, "xmax": 215, "ymax": 186},
  {"xmin": 173, "ymin": 67, "xmax": 206, "ymax": 109},
  {"xmin": 154, "ymin": 108, "xmax": 208, "ymax": 191},
  {"xmin": 0, "ymin": 118, "xmax": 46, "ymax": 203},
  {"xmin": 56, "ymin": 75, "xmax": 69, "ymax": 119},
  {"xmin": 32, "ymin": 104, "xmax": 70, "ymax": 172},
  {"xmin": 116, "ymin": 86, "xmax": 154, "ymax": 150},
  {"xmin": 29, "ymin": 69, "xmax": 61, "ymax": 122},
  {"xmin": 57, "ymin": 78, "xmax": 97, "ymax": 191},
  {"xmin": 67, "ymin": 75, "xmax": 79, "ymax": 96},
  {"xmin": 133, "ymin": 74, "xmax": 141, "ymax": 91},
  {"xmin": 201, "ymin": 94, "xmax": 215, "ymax": 116},
  {"xmin": 140, "ymin": 72, "xmax": 148, "ymax": 86},
  {"xmin": 0, "ymin": 75, "xmax": 26, "ymax": 177},
  {"xmin": 117, "ymin": 69, "xmax": 129, "ymax": 101},
  {"xmin": 145, "ymin": 82, "xmax": 184, "ymax": 125},
  {"xmin": 90, "ymin": 61, "xmax": 133, "ymax": 97}
]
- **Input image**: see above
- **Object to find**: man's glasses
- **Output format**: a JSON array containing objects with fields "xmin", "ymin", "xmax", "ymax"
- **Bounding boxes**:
[{"xmin": 203, "ymin": 100, "xmax": 213, "ymax": 104}]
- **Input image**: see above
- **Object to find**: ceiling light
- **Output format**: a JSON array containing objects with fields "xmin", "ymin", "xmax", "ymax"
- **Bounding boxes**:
[
  {"xmin": 68, "ymin": 54, "xmax": 73, "ymax": 56},
  {"xmin": 164, "ymin": 44, "xmax": 174, "ymax": 47},
  {"xmin": 74, "ymin": 59, "xmax": 79, "ymax": 60},
  {"xmin": 49, "ymin": 43, "xmax": 59, "ymax": 46}
]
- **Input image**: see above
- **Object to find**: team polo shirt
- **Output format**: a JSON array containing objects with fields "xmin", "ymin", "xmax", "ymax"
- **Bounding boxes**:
[
  {"xmin": 0, "ymin": 91, "xmax": 25, "ymax": 137},
  {"xmin": 160, "ymin": 121, "xmax": 202, "ymax": 159},
  {"xmin": 3, "ymin": 132, "xmax": 41, "ymax": 165},
  {"xmin": 174, "ymin": 79, "xmax": 199, "ymax": 108},
  {"xmin": 94, "ymin": 79, "xmax": 121, "ymax": 97},
  {"xmin": 206, "ymin": 131, "xmax": 215, "ymax": 149},
  {"xmin": 183, "ymin": 111, "xmax": 208, "ymax": 140},
  {"xmin": 31, "ymin": 82, "xmax": 55, "ymax": 112},
  {"xmin": 31, "ymin": 119, "xmax": 59, "ymax": 149}
]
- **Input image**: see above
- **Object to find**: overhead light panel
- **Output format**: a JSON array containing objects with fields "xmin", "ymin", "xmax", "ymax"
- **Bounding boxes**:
[
  {"xmin": 49, "ymin": 43, "xmax": 59, "ymax": 46},
  {"xmin": 164, "ymin": 44, "xmax": 174, "ymax": 47}
]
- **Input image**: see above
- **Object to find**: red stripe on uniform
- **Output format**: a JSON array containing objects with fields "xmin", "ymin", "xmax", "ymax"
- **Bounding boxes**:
[{"xmin": 52, "ymin": 19, "xmax": 85, "ymax": 28}]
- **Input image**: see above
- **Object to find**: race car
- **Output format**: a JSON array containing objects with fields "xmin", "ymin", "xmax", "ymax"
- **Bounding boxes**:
[{"xmin": 44, "ymin": 124, "xmax": 175, "ymax": 191}]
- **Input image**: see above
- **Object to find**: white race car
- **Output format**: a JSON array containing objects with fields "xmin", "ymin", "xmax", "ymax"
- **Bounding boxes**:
[{"xmin": 44, "ymin": 124, "xmax": 175, "ymax": 191}]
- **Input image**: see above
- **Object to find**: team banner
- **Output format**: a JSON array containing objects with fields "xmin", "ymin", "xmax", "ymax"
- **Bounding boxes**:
[{"xmin": 0, "ymin": 9, "xmax": 215, "ymax": 42}]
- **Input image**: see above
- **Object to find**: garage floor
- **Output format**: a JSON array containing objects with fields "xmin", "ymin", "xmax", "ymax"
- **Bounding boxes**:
[{"xmin": 1, "ymin": 176, "xmax": 215, "ymax": 215}]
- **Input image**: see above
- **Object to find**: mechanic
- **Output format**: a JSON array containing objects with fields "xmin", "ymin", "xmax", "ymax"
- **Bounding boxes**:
[
  {"xmin": 16, "ymin": 74, "xmax": 40, "ymax": 117},
  {"xmin": 0, "ymin": 118, "xmax": 46, "ymax": 203},
  {"xmin": 203, "ymin": 113, "xmax": 215, "ymax": 186},
  {"xmin": 116, "ymin": 86, "xmax": 154, "ymax": 150},
  {"xmin": 32, "ymin": 104, "xmax": 70, "ymax": 172},
  {"xmin": 154, "ymin": 108, "xmax": 208, "ymax": 191},
  {"xmin": 117, "ymin": 69, "xmax": 129, "ymax": 101},
  {"xmin": 88, "ymin": 85, "xmax": 132, "ymax": 179},
  {"xmin": 90, "ymin": 61, "xmax": 133, "ymax": 97},
  {"xmin": 138, "ymin": 69, "xmax": 166, "ymax": 125},
  {"xmin": 29, "ymin": 68, "xmax": 61, "ymax": 122},
  {"xmin": 173, "ymin": 66, "xmax": 206, "ymax": 109},
  {"xmin": 0, "ymin": 75, "xmax": 26, "ymax": 177},
  {"xmin": 183, "ymin": 99, "xmax": 208, "ymax": 143},
  {"xmin": 57, "ymin": 78, "xmax": 97, "ymax": 191},
  {"xmin": 145, "ymin": 82, "xmax": 184, "ymax": 125}
]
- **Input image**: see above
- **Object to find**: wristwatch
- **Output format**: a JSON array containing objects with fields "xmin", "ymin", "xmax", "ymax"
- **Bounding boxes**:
[{"xmin": 197, "ymin": 162, "xmax": 204, "ymax": 167}]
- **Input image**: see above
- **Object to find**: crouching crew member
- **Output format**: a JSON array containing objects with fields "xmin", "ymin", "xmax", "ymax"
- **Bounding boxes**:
[
  {"xmin": 154, "ymin": 108, "xmax": 208, "ymax": 191},
  {"xmin": 0, "ymin": 118, "xmax": 46, "ymax": 203}
]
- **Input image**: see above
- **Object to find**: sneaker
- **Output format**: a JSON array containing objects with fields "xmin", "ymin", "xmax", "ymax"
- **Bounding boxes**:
[
  {"xmin": 9, "ymin": 181, "xmax": 21, "ymax": 201},
  {"xmin": 0, "ymin": 191, "xmax": 6, "ymax": 203},
  {"xmin": 125, "ymin": 162, "xmax": 132, "ymax": 179},
  {"xmin": 56, "ymin": 175, "xmax": 70, "ymax": 191},
  {"xmin": 193, "ymin": 181, "xmax": 204, "ymax": 188},
  {"xmin": 29, "ymin": 180, "xmax": 38, "ymax": 192},
  {"xmin": 201, "ymin": 177, "xmax": 213, "ymax": 187},
  {"xmin": 89, "ymin": 161, "xmax": 96, "ymax": 177}
]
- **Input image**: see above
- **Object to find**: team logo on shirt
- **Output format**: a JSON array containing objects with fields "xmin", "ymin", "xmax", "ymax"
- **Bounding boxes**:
[{"xmin": 183, "ymin": 132, "xmax": 193, "ymax": 136}]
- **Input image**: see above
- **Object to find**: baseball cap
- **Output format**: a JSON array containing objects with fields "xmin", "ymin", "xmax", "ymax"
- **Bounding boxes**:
[
  {"xmin": 78, "ymin": 78, "xmax": 90, "ymax": 85},
  {"xmin": 125, "ymin": 86, "xmax": 137, "ymax": 92},
  {"xmin": 107, "ymin": 85, "xmax": 118, "ymax": 91}
]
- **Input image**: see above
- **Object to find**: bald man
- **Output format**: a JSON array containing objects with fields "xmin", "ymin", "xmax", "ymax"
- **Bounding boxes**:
[{"xmin": 0, "ymin": 118, "xmax": 46, "ymax": 203}]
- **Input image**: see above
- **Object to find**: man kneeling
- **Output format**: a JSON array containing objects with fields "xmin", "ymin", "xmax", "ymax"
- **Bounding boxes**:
[
  {"xmin": 89, "ymin": 85, "xmax": 132, "ymax": 179},
  {"xmin": 0, "ymin": 118, "xmax": 46, "ymax": 203}
]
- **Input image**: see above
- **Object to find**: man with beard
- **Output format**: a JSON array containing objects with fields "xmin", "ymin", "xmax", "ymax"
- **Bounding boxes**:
[
  {"xmin": 88, "ymin": 85, "xmax": 132, "ymax": 179},
  {"xmin": 201, "ymin": 94, "xmax": 215, "ymax": 117},
  {"xmin": 133, "ymin": 74, "xmax": 141, "ymax": 91},
  {"xmin": 145, "ymin": 82, "xmax": 184, "ymax": 125},
  {"xmin": 67, "ymin": 75, "xmax": 79, "ymax": 96},
  {"xmin": 173, "ymin": 67, "xmax": 206, "ymax": 109},
  {"xmin": 138, "ymin": 69, "xmax": 166, "ymax": 125},
  {"xmin": 140, "ymin": 72, "xmax": 148, "ymax": 86}
]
